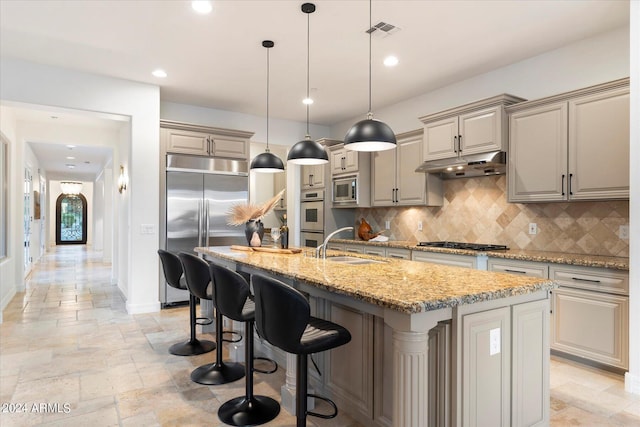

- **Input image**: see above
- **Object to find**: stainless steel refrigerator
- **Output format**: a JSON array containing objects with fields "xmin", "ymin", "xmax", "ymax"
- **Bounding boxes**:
[{"xmin": 162, "ymin": 154, "xmax": 248, "ymax": 305}]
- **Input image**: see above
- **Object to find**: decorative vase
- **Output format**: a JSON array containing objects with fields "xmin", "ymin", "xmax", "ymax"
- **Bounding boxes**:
[{"xmin": 245, "ymin": 219, "xmax": 264, "ymax": 247}]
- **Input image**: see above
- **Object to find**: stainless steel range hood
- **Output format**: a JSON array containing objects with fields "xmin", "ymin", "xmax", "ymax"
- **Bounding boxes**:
[{"xmin": 415, "ymin": 151, "xmax": 506, "ymax": 179}]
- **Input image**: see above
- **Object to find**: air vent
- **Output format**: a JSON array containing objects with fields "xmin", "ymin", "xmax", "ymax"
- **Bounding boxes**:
[{"xmin": 366, "ymin": 21, "xmax": 401, "ymax": 37}]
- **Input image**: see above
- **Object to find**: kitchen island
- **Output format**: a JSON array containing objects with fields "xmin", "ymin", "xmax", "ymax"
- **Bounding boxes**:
[{"xmin": 196, "ymin": 246, "xmax": 556, "ymax": 427}]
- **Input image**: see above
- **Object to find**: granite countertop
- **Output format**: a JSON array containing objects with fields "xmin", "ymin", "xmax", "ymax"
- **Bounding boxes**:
[
  {"xmin": 196, "ymin": 246, "xmax": 555, "ymax": 315},
  {"xmin": 330, "ymin": 239, "xmax": 629, "ymax": 271}
]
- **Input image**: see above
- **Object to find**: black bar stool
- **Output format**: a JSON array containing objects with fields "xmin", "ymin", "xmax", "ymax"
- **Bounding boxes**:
[
  {"xmin": 252, "ymin": 274, "xmax": 352, "ymax": 427},
  {"xmin": 178, "ymin": 252, "xmax": 245, "ymax": 385},
  {"xmin": 157, "ymin": 249, "xmax": 215, "ymax": 356},
  {"xmin": 210, "ymin": 264, "xmax": 280, "ymax": 426}
]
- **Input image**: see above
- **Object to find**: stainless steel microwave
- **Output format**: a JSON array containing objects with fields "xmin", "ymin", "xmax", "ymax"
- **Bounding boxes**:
[{"xmin": 332, "ymin": 175, "xmax": 358, "ymax": 205}]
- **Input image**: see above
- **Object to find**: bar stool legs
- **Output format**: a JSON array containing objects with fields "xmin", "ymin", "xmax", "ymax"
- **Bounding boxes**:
[
  {"xmin": 218, "ymin": 320, "xmax": 280, "ymax": 425},
  {"xmin": 169, "ymin": 294, "xmax": 216, "ymax": 356},
  {"xmin": 190, "ymin": 309, "xmax": 244, "ymax": 385}
]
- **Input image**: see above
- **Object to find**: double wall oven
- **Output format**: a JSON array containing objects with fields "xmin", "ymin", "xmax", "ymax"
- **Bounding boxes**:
[{"xmin": 300, "ymin": 190, "xmax": 324, "ymax": 248}]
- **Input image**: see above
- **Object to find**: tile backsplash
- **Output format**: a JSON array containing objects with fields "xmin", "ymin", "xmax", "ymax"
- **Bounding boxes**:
[{"xmin": 356, "ymin": 176, "xmax": 629, "ymax": 257}]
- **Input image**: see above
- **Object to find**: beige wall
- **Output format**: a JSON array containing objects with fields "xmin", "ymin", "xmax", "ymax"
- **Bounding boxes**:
[{"xmin": 356, "ymin": 175, "xmax": 629, "ymax": 257}]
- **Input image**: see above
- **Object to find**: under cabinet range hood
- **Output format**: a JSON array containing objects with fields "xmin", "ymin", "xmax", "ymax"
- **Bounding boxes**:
[{"xmin": 415, "ymin": 151, "xmax": 506, "ymax": 179}]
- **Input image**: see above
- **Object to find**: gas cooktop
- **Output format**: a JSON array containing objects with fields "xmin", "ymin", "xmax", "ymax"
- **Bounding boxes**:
[{"xmin": 417, "ymin": 241, "xmax": 509, "ymax": 251}]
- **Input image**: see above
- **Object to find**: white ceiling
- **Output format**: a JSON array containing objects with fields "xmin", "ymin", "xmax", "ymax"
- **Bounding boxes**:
[{"xmin": 0, "ymin": 0, "xmax": 630, "ymax": 180}]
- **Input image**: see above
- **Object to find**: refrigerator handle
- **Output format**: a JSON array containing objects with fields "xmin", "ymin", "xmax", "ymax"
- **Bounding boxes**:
[
  {"xmin": 197, "ymin": 200, "xmax": 203, "ymax": 247},
  {"xmin": 204, "ymin": 200, "xmax": 210, "ymax": 247}
]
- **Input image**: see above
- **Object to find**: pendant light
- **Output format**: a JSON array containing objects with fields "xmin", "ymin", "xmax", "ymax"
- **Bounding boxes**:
[
  {"xmin": 287, "ymin": 2, "xmax": 328, "ymax": 165},
  {"xmin": 343, "ymin": 0, "xmax": 396, "ymax": 152},
  {"xmin": 250, "ymin": 40, "xmax": 285, "ymax": 173}
]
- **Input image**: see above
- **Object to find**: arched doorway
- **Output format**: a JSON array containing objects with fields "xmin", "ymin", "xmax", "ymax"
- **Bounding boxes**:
[{"xmin": 56, "ymin": 193, "xmax": 88, "ymax": 245}]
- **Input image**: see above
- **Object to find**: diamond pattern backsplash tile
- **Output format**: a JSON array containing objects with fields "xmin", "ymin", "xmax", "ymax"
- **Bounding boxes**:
[{"xmin": 356, "ymin": 176, "xmax": 629, "ymax": 257}]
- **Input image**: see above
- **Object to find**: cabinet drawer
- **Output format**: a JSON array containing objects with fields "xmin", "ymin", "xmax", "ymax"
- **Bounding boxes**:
[
  {"xmin": 386, "ymin": 248, "xmax": 411, "ymax": 260},
  {"xmin": 412, "ymin": 251, "xmax": 476, "ymax": 268},
  {"xmin": 549, "ymin": 265, "xmax": 628, "ymax": 295},
  {"xmin": 488, "ymin": 259, "xmax": 548, "ymax": 278},
  {"xmin": 326, "ymin": 243, "xmax": 345, "ymax": 252},
  {"xmin": 363, "ymin": 247, "xmax": 385, "ymax": 257},
  {"xmin": 344, "ymin": 244, "xmax": 365, "ymax": 254}
]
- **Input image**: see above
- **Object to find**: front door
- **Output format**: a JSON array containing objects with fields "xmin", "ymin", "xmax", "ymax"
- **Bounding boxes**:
[{"xmin": 56, "ymin": 193, "xmax": 88, "ymax": 245}]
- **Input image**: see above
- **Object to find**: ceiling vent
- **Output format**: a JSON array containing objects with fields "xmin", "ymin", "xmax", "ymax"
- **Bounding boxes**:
[{"xmin": 366, "ymin": 22, "xmax": 401, "ymax": 38}]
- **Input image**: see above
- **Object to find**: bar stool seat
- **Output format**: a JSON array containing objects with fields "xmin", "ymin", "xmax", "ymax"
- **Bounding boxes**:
[
  {"xmin": 178, "ymin": 252, "xmax": 244, "ymax": 385},
  {"xmin": 210, "ymin": 264, "xmax": 280, "ymax": 426},
  {"xmin": 252, "ymin": 274, "xmax": 351, "ymax": 427},
  {"xmin": 157, "ymin": 249, "xmax": 215, "ymax": 356}
]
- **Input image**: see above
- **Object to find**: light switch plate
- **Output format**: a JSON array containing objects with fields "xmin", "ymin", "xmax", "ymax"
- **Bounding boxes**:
[
  {"xmin": 417, "ymin": 221, "xmax": 423, "ymax": 231},
  {"xmin": 140, "ymin": 224, "xmax": 155, "ymax": 235},
  {"xmin": 385, "ymin": 220, "xmax": 390, "ymax": 229},
  {"xmin": 619, "ymin": 225, "xmax": 629, "ymax": 240},
  {"xmin": 528, "ymin": 223, "xmax": 537, "ymax": 235}
]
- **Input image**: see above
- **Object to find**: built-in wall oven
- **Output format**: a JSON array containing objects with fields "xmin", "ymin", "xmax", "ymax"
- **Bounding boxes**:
[
  {"xmin": 301, "ymin": 190, "xmax": 324, "ymax": 248},
  {"xmin": 301, "ymin": 190, "xmax": 324, "ymax": 232}
]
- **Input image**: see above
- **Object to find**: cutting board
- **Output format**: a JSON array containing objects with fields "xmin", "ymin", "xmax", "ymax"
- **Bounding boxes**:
[{"xmin": 230, "ymin": 245, "xmax": 303, "ymax": 254}]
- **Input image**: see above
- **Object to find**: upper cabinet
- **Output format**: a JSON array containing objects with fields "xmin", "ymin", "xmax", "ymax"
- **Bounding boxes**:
[
  {"xmin": 301, "ymin": 163, "xmax": 325, "ymax": 189},
  {"xmin": 507, "ymin": 79, "xmax": 630, "ymax": 202},
  {"xmin": 371, "ymin": 129, "xmax": 443, "ymax": 207},
  {"xmin": 419, "ymin": 94, "xmax": 526, "ymax": 162},
  {"xmin": 161, "ymin": 120, "xmax": 252, "ymax": 160},
  {"xmin": 330, "ymin": 146, "xmax": 361, "ymax": 176}
]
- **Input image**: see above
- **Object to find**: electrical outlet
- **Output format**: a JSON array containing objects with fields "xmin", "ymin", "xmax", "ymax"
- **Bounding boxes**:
[
  {"xmin": 619, "ymin": 225, "xmax": 629, "ymax": 240},
  {"xmin": 490, "ymin": 328, "xmax": 501, "ymax": 355},
  {"xmin": 417, "ymin": 221, "xmax": 423, "ymax": 231},
  {"xmin": 528, "ymin": 223, "xmax": 537, "ymax": 235},
  {"xmin": 140, "ymin": 224, "xmax": 155, "ymax": 235},
  {"xmin": 385, "ymin": 220, "xmax": 391, "ymax": 229}
]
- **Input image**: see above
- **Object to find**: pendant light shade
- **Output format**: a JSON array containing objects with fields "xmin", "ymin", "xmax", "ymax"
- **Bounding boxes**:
[
  {"xmin": 287, "ymin": 3, "xmax": 328, "ymax": 165},
  {"xmin": 60, "ymin": 181, "xmax": 83, "ymax": 195},
  {"xmin": 251, "ymin": 40, "xmax": 285, "ymax": 173},
  {"xmin": 344, "ymin": 0, "xmax": 396, "ymax": 152}
]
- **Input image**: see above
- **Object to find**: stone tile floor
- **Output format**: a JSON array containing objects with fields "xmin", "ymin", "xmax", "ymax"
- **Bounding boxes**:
[{"xmin": 1, "ymin": 246, "xmax": 639, "ymax": 426}]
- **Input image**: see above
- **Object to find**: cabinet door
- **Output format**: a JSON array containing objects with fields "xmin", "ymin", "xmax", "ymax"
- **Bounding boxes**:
[
  {"xmin": 462, "ymin": 307, "xmax": 511, "ymax": 427},
  {"xmin": 343, "ymin": 149, "xmax": 359, "ymax": 173},
  {"xmin": 326, "ymin": 302, "xmax": 374, "ymax": 418},
  {"xmin": 301, "ymin": 164, "xmax": 325, "ymax": 189},
  {"xmin": 551, "ymin": 287, "xmax": 629, "ymax": 369},
  {"xmin": 166, "ymin": 129, "xmax": 210, "ymax": 156},
  {"xmin": 396, "ymin": 133, "xmax": 426, "ymax": 205},
  {"xmin": 371, "ymin": 149, "xmax": 396, "ymax": 206},
  {"xmin": 568, "ymin": 88, "xmax": 630, "ymax": 200},
  {"xmin": 508, "ymin": 102, "xmax": 568, "ymax": 202},
  {"xmin": 210, "ymin": 136, "xmax": 248, "ymax": 159},
  {"xmin": 459, "ymin": 106, "xmax": 503, "ymax": 156},
  {"xmin": 331, "ymin": 148, "xmax": 346, "ymax": 175},
  {"xmin": 273, "ymin": 170, "xmax": 286, "ymax": 209},
  {"xmin": 512, "ymin": 300, "xmax": 549, "ymax": 427},
  {"xmin": 423, "ymin": 116, "xmax": 458, "ymax": 161}
]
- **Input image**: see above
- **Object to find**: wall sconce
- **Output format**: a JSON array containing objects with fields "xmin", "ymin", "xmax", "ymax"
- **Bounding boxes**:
[{"xmin": 117, "ymin": 165, "xmax": 128, "ymax": 193}]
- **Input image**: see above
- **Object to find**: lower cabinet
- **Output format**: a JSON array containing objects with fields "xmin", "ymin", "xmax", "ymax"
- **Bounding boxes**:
[
  {"xmin": 364, "ymin": 246, "xmax": 411, "ymax": 260},
  {"xmin": 549, "ymin": 265, "xmax": 629, "ymax": 370},
  {"xmin": 460, "ymin": 299, "xmax": 549, "ymax": 427}
]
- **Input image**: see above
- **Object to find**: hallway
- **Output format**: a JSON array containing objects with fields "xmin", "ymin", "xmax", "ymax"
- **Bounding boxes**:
[{"xmin": 1, "ymin": 246, "xmax": 639, "ymax": 426}]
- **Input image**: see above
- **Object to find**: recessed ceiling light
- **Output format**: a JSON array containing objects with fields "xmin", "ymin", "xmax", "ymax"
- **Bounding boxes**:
[
  {"xmin": 302, "ymin": 97, "xmax": 314, "ymax": 105},
  {"xmin": 152, "ymin": 69, "xmax": 167, "ymax": 78},
  {"xmin": 457, "ymin": 166, "xmax": 464, "ymax": 170},
  {"xmin": 66, "ymin": 156, "xmax": 75, "ymax": 160},
  {"xmin": 66, "ymin": 145, "xmax": 76, "ymax": 149},
  {"xmin": 192, "ymin": 1, "xmax": 212, "ymax": 14},
  {"xmin": 66, "ymin": 164, "xmax": 75, "ymax": 169},
  {"xmin": 384, "ymin": 56, "xmax": 399, "ymax": 67},
  {"xmin": 446, "ymin": 167, "xmax": 453, "ymax": 171},
  {"xmin": 50, "ymin": 116, "xmax": 58, "ymax": 119}
]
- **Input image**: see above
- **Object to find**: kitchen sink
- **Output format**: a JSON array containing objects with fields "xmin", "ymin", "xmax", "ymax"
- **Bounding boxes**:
[{"xmin": 326, "ymin": 256, "xmax": 385, "ymax": 265}]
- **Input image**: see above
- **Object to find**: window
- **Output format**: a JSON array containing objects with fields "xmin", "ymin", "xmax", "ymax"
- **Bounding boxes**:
[
  {"xmin": 0, "ymin": 135, "xmax": 8, "ymax": 259},
  {"xmin": 56, "ymin": 193, "xmax": 87, "ymax": 245}
]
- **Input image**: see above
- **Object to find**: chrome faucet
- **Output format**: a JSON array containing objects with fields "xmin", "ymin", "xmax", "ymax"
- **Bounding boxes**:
[{"xmin": 316, "ymin": 227, "xmax": 354, "ymax": 259}]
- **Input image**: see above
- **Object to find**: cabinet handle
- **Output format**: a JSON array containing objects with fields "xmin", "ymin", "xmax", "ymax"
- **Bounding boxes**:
[
  {"xmin": 458, "ymin": 135, "xmax": 462, "ymax": 153},
  {"xmin": 569, "ymin": 173, "xmax": 573, "ymax": 195},
  {"xmin": 341, "ymin": 156, "xmax": 346, "ymax": 170},
  {"xmin": 309, "ymin": 174, "xmax": 313, "ymax": 187},
  {"xmin": 453, "ymin": 136, "xmax": 458, "ymax": 153},
  {"xmin": 571, "ymin": 276, "xmax": 601, "ymax": 284},
  {"xmin": 389, "ymin": 254, "xmax": 405, "ymax": 259},
  {"xmin": 561, "ymin": 174, "xmax": 565, "ymax": 196},
  {"xmin": 505, "ymin": 269, "xmax": 527, "ymax": 274}
]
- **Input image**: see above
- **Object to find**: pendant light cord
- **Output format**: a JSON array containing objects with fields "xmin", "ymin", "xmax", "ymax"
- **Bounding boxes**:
[
  {"xmin": 368, "ymin": 0, "xmax": 372, "ymax": 115},
  {"xmin": 306, "ymin": 10, "xmax": 310, "ymax": 136},
  {"xmin": 266, "ymin": 45, "xmax": 270, "ymax": 151}
]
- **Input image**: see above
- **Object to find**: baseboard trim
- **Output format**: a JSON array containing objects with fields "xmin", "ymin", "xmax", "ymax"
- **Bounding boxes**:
[
  {"xmin": 0, "ymin": 285, "xmax": 17, "ymax": 324},
  {"xmin": 625, "ymin": 372, "xmax": 640, "ymax": 395},
  {"xmin": 126, "ymin": 300, "xmax": 161, "ymax": 314}
]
